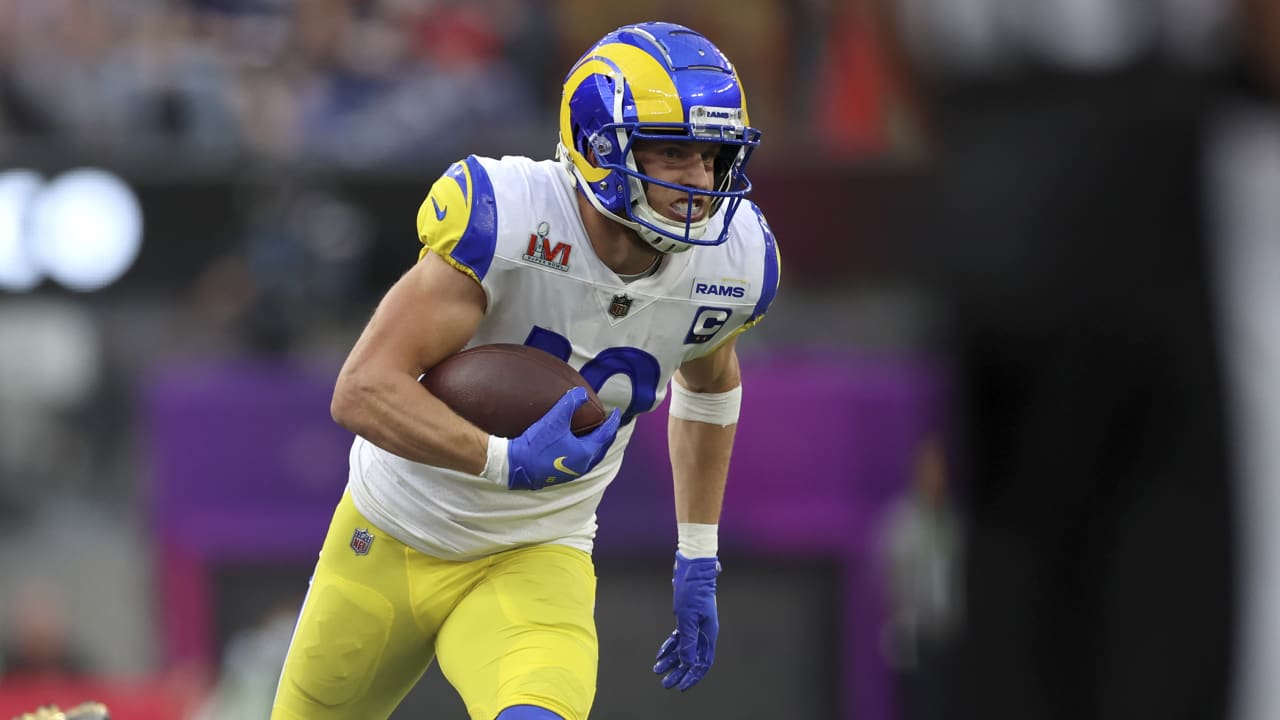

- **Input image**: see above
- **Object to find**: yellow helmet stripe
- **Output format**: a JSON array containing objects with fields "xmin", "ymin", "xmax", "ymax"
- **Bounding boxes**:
[
  {"xmin": 590, "ymin": 42, "xmax": 683, "ymax": 123},
  {"xmin": 560, "ymin": 42, "xmax": 684, "ymax": 183},
  {"xmin": 560, "ymin": 58, "xmax": 616, "ymax": 184}
]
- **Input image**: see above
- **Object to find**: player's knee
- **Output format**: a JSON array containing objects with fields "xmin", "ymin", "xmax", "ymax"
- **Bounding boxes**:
[
  {"xmin": 495, "ymin": 705, "xmax": 564, "ymax": 720},
  {"xmin": 282, "ymin": 578, "xmax": 394, "ymax": 708}
]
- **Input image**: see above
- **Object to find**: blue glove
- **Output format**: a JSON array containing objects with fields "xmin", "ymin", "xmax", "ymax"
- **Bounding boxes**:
[
  {"xmin": 507, "ymin": 387, "xmax": 621, "ymax": 491},
  {"xmin": 652, "ymin": 552, "xmax": 721, "ymax": 690}
]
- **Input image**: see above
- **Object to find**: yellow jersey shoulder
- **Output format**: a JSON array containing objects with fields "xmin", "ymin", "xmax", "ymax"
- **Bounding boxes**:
[{"xmin": 416, "ymin": 156, "xmax": 499, "ymax": 283}]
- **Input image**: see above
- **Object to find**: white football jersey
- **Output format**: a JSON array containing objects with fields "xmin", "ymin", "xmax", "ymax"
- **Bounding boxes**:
[{"xmin": 348, "ymin": 155, "xmax": 781, "ymax": 561}]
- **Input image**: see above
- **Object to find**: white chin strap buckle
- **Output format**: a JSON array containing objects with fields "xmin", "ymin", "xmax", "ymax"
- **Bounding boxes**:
[{"xmin": 632, "ymin": 202, "xmax": 709, "ymax": 252}]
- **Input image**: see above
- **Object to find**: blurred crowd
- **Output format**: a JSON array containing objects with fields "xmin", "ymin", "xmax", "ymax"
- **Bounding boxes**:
[
  {"xmin": 0, "ymin": 0, "xmax": 912, "ymax": 169},
  {"xmin": 0, "ymin": 0, "xmax": 556, "ymax": 167}
]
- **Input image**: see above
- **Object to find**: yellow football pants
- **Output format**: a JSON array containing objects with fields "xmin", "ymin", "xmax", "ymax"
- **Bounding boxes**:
[{"xmin": 271, "ymin": 492, "xmax": 598, "ymax": 720}]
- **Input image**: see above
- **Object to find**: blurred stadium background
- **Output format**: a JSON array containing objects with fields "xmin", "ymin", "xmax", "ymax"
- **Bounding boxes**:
[{"xmin": 0, "ymin": 1, "xmax": 1277, "ymax": 719}]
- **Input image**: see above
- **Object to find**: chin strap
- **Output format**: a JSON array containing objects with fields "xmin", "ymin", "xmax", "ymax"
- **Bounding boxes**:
[{"xmin": 630, "ymin": 202, "xmax": 703, "ymax": 253}]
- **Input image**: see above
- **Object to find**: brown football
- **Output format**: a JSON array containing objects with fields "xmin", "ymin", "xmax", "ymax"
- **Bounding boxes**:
[{"xmin": 420, "ymin": 344, "xmax": 607, "ymax": 438}]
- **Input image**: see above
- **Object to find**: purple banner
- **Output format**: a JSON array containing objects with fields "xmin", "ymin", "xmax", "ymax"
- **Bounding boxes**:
[{"xmin": 145, "ymin": 356, "xmax": 352, "ymax": 556}]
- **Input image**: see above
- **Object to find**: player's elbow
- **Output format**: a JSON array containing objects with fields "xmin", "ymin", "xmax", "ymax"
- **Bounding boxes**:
[{"xmin": 330, "ymin": 369, "xmax": 373, "ymax": 433}]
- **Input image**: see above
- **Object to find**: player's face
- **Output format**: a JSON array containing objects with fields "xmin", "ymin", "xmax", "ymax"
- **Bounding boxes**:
[{"xmin": 631, "ymin": 139, "xmax": 719, "ymax": 224}]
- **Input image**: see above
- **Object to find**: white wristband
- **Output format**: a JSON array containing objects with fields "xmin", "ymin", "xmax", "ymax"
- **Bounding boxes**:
[
  {"xmin": 678, "ymin": 522, "xmax": 719, "ymax": 558},
  {"xmin": 480, "ymin": 435, "xmax": 509, "ymax": 486},
  {"xmin": 668, "ymin": 382, "xmax": 742, "ymax": 427}
]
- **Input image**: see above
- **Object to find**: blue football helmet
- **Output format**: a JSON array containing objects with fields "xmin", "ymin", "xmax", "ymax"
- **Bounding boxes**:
[{"xmin": 558, "ymin": 22, "xmax": 762, "ymax": 253}]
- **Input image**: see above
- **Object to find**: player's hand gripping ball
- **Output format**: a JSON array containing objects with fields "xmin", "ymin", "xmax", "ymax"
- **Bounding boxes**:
[
  {"xmin": 506, "ymin": 385, "xmax": 621, "ymax": 489},
  {"xmin": 421, "ymin": 344, "xmax": 621, "ymax": 490}
]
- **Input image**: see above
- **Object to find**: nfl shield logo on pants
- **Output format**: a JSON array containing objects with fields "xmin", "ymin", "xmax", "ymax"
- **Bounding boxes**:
[
  {"xmin": 350, "ymin": 528, "xmax": 374, "ymax": 556},
  {"xmin": 608, "ymin": 293, "xmax": 632, "ymax": 318}
]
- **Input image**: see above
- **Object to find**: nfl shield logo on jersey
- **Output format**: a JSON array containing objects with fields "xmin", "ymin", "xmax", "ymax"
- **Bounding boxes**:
[
  {"xmin": 608, "ymin": 293, "xmax": 632, "ymax": 318},
  {"xmin": 350, "ymin": 528, "xmax": 374, "ymax": 556}
]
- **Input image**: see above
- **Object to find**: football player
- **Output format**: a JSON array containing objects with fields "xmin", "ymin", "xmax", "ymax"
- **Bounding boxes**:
[{"xmin": 271, "ymin": 21, "xmax": 780, "ymax": 720}]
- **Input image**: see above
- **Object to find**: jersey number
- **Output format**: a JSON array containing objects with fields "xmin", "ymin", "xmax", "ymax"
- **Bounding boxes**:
[{"xmin": 523, "ymin": 326, "xmax": 660, "ymax": 425}]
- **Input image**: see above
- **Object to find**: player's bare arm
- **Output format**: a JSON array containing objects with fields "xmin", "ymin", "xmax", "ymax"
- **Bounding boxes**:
[
  {"xmin": 669, "ymin": 337, "xmax": 741, "ymax": 525},
  {"xmin": 331, "ymin": 250, "xmax": 490, "ymax": 474}
]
